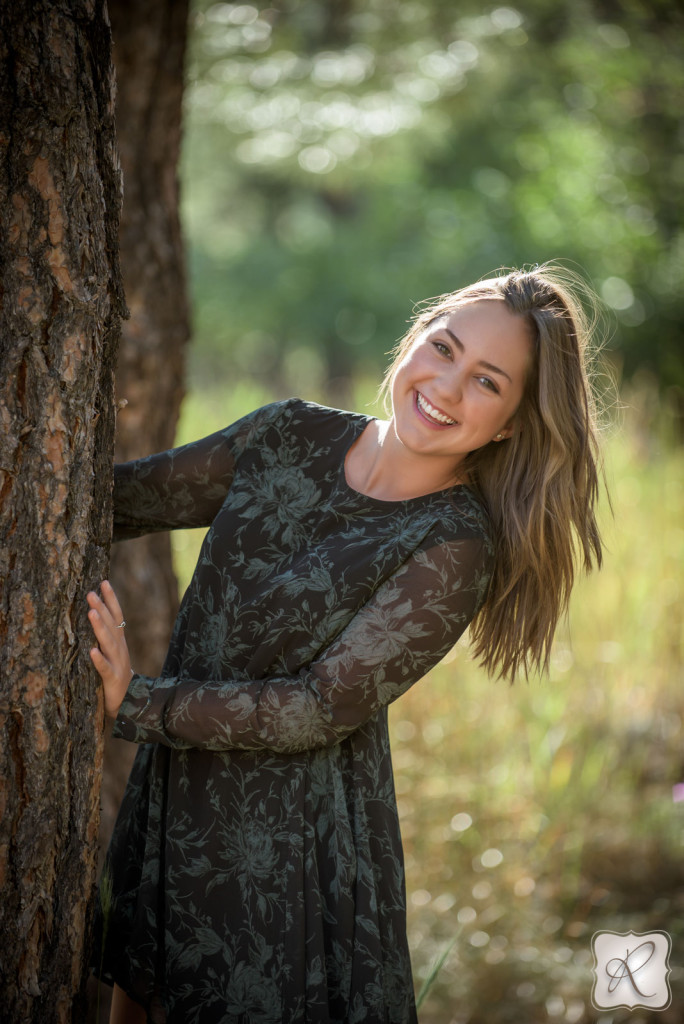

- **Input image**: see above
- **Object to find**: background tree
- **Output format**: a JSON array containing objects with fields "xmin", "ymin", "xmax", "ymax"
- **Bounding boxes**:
[
  {"xmin": 85, "ymin": 2, "xmax": 192, "ymax": 1017},
  {"xmin": 0, "ymin": 2, "xmax": 125, "ymax": 1021},
  {"xmin": 99, "ymin": 0, "xmax": 191, "ymax": 873}
]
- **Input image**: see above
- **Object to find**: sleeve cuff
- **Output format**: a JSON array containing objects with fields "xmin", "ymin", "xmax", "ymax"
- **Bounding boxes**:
[{"xmin": 112, "ymin": 673, "xmax": 158, "ymax": 743}]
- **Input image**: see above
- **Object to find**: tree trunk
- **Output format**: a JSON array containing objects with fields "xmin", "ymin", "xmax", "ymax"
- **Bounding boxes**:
[
  {"xmin": 90, "ymin": 5, "xmax": 191, "ymax": 1013},
  {"xmin": 0, "ymin": 2, "xmax": 125, "ymax": 1021},
  {"xmin": 98, "ymin": 0, "xmax": 190, "ymax": 866}
]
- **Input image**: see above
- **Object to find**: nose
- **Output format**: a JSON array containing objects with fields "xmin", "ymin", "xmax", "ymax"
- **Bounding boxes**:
[{"xmin": 436, "ymin": 365, "xmax": 464, "ymax": 407}]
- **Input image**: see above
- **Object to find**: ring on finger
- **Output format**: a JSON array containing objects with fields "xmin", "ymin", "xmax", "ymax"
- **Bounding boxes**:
[{"xmin": 115, "ymin": 620, "xmax": 126, "ymax": 629}]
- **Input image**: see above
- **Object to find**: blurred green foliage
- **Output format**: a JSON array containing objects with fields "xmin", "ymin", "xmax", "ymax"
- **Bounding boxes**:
[{"xmin": 181, "ymin": 0, "xmax": 683, "ymax": 401}]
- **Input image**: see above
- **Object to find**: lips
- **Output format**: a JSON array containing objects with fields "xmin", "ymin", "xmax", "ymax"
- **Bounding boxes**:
[{"xmin": 415, "ymin": 391, "xmax": 457, "ymax": 427}]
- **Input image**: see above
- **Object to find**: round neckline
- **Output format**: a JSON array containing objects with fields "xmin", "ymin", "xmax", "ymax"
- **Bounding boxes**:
[{"xmin": 338, "ymin": 413, "xmax": 468, "ymax": 507}]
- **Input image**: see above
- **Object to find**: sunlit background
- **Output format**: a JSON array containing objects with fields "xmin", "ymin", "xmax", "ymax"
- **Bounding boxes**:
[{"xmin": 172, "ymin": 2, "xmax": 683, "ymax": 1021}]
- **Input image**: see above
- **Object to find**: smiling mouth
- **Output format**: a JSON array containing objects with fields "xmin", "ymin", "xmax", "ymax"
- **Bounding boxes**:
[{"xmin": 415, "ymin": 391, "xmax": 457, "ymax": 426}]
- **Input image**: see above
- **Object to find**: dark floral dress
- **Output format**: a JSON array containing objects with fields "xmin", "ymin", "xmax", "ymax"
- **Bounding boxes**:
[{"xmin": 93, "ymin": 399, "xmax": 494, "ymax": 1024}]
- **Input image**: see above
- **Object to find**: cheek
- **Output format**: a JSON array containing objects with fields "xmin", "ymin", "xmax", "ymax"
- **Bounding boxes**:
[
  {"xmin": 393, "ymin": 346, "xmax": 425, "ymax": 385},
  {"xmin": 390, "ymin": 354, "xmax": 414, "ymax": 399}
]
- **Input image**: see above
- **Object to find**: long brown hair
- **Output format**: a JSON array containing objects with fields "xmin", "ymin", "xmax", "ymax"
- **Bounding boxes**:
[{"xmin": 381, "ymin": 263, "xmax": 606, "ymax": 681}]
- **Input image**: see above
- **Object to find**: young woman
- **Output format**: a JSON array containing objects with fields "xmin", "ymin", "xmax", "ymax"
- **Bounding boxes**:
[{"xmin": 89, "ymin": 265, "xmax": 604, "ymax": 1023}]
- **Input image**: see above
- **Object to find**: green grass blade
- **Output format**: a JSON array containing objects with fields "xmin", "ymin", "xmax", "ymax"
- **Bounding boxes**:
[{"xmin": 415, "ymin": 928, "xmax": 462, "ymax": 1010}]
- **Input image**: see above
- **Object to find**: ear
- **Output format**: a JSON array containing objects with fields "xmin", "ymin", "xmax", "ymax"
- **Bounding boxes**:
[{"xmin": 492, "ymin": 418, "xmax": 518, "ymax": 442}]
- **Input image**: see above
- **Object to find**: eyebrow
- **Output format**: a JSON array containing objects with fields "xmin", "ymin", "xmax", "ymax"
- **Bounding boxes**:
[{"xmin": 442, "ymin": 326, "xmax": 513, "ymax": 383}]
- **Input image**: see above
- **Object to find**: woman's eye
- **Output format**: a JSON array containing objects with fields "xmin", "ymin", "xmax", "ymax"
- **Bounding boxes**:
[
  {"xmin": 432, "ymin": 341, "xmax": 451, "ymax": 357},
  {"xmin": 477, "ymin": 375, "xmax": 499, "ymax": 393}
]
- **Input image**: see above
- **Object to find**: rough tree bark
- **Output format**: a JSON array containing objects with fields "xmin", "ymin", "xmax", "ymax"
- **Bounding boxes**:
[
  {"xmin": 98, "ymin": 0, "xmax": 191, "ymax": 873},
  {"xmin": 0, "ymin": 2, "xmax": 125, "ymax": 1022}
]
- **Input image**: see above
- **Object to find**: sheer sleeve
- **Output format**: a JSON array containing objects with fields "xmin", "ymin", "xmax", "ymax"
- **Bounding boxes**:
[
  {"xmin": 112, "ymin": 534, "xmax": 493, "ymax": 752},
  {"xmin": 112, "ymin": 402, "xmax": 285, "ymax": 540}
]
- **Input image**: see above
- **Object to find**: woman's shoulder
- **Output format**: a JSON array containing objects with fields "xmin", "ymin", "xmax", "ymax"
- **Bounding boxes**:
[
  {"xmin": 428, "ymin": 486, "xmax": 494, "ymax": 549},
  {"xmin": 265, "ymin": 398, "xmax": 371, "ymax": 452},
  {"xmin": 220, "ymin": 397, "xmax": 366, "ymax": 465},
  {"xmin": 239, "ymin": 397, "xmax": 366, "ymax": 432},
  {"xmin": 282, "ymin": 397, "xmax": 369, "ymax": 428}
]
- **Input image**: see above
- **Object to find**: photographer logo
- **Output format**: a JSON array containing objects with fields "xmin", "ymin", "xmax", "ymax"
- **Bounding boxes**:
[{"xmin": 591, "ymin": 930, "xmax": 672, "ymax": 1011}]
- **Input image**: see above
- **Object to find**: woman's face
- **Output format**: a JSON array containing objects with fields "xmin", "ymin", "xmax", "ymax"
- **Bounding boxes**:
[{"xmin": 390, "ymin": 299, "xmax": 532, "ymax": 464}]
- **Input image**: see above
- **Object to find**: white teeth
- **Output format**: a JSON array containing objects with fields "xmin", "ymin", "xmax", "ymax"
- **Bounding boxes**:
[{"xmin": 417, "ymin": 392, "xmax": 456, "ymax": 425}]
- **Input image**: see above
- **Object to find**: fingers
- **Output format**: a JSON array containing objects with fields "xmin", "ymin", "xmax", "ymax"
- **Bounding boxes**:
[
  {"xmin": 89, "ymin": 642, "xmax": 132, "ymax": 718},
  {"xmin": 87, "ymin": 580, "xmax": 122, "ymax": 629},
  {"xmin": 87, "ymin": 580, "xmax": 133, "ymax": 719},
  {"xmin": 89, "ymin": 644, "xmax": 111, "ymax": 682},
  {"xmin": 86, "ymin": 581, "xmax": 129, "ymax": 669},
  {"xmin": 88, "ymin": 605, "xmax": 118, "ymax": 661},
  {"xmin": 101, "ymin": 579, "xmax": 124, "ymax": 627}
]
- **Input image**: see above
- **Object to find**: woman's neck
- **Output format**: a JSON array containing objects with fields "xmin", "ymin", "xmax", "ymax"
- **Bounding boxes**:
[{"xmin": 344, "ymin": 419, "xmax": 466, "ymax": 501}]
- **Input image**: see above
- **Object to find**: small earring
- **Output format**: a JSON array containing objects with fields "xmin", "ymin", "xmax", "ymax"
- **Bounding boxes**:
[{"xmin": 494, "ymin": 433, "xmax": 503, "ymax": 441}]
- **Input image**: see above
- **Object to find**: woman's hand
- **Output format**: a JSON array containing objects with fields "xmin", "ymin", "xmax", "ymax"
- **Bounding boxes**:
[{"xmin": 87, "ymin": 580, "xmax": 133, "ymax": 719}]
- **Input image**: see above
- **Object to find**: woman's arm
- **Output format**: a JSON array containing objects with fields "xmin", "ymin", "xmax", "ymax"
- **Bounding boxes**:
[
  {"xmin": 112, "ymin": 401, "xmax": 288, "ymax": 540},
  {"xmin": 90, "ymin": 535, "xmax": 492, "ymax": 752}
]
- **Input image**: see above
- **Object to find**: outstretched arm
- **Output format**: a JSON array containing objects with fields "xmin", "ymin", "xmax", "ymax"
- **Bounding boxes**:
[
  {"xmin": 112, "ymin": 401, "xmax": 287, "ymax": 539},
  {"xmin": 89, "ymin": 535, "xmax": 492, "ymax": 752}
]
